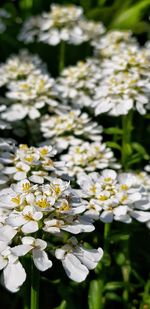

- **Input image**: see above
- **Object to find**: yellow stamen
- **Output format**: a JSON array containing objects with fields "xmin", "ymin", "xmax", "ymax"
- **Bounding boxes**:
[{"xmin": 11, "ymin": 195, "xmax": 21, "ymax": 205}]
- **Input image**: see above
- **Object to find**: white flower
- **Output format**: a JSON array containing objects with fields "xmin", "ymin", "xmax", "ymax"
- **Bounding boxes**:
[
  {"xmin": 0, "ymin": 225, "xmax": 17, "ymax": 242},
  {"xmin": 7, "ymin": 206, "xmax": 43, "ymax": 234},
  {"xmin": 92, "ymin": 32, "xmax": 150, "ymax": 116},
  {"xmin": 0, "ymin": 241, "xmax": 26, "ymax": 292},
  {"xmin": 0, "ymin": 187, "xmax": 24, "ymax": 209},
  {"xmin": 61, "ymin": 141, "xmax": 118, "ymax": 176},
  {"xmin": 40, "ymin": 110, "xmax": 102, "ymax": 149},
  {"xmin": 12, "ymin": 237, "xmax": 52, "ymax": 271},
  {"xmin": 0, "ymin": 49, "xmax": 44, "ymax": 87},
  {"xmin": 77, "ymin": 170, "xmax": 150, "ymax": 224},
  {"xmin": 43, "ymin": 215, "xmax": 94, "ymax": 234},
  {"xmin": 93, "ymin": 71, "xmax": 149, "ymax": 116},
  {"xmin": 57, "ymin": 59, "xmax": 102, "ymax": 107},
  {"xmin": 1, "ymin": 144, "xmax": 62, "ymax": 184},
  {"xmin": 19, "ymin": 4, "xmax": 104, "ymax": 46},
  {"xmin": 4, "ymin": 162, "xmax": 30, "ymax": 181},
  {"xmin": 18, "ymin": 16, "xmax": 42, "ymax": 43},
  {"xmin": 93, "ymin": 30, "xmax": 136, "ymax": 57},
  {"xmin": 2, "ymin": 72, "xmax": 58, "ymax": 121},
  {"xmin": 55, "ymin": 237, "xmax": 103, "ymax": 282}
]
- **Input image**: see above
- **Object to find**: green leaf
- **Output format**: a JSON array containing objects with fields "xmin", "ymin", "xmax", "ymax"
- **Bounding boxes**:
[
  {"xmin": 104, "ymin": 127, "xmax": 123, "ymax": 135},
  {"xmin": 106, "ymin": 142, "xmax": 121, "ymax": 151},
  {"xmin": 128, "ymin": 154, "xmax": 144, "ymax": 166},
  {"xmin": 115, "ymin": 253, "xmax": 126, "ymax": 266},
  {"xmin": 110, "ymin": 233, "xmax": 130, "ymax": 242},
  {"xmin": 132, "ymin": 143, "xmax": 149, "ymax": 159},
  {"xmin": 53, "ymin": 300, "xmax": 67, "ymax": 309},
  {"xmin": 124, "ymin": 143, "xmax": 133, "ymax": 156},
  {"xmin": 110, "ymin": 0, "xmax": 150, "ymax": 29},
  {"xmin": 104, "ymin": 281, "xmax": 125, "ymax": 291},
  {"xmin": 105, "ymin": 292, "xmax": 122, "ymax": 302},
  {"xmin": 88, "ymin": 280, "xmax": 103, "ymax": 309}
]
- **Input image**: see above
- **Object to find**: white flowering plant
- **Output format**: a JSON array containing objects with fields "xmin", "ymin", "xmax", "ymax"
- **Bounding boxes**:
[{"xmin": 0, "ymin": 1, "xmax": 150, "ymax": 309}]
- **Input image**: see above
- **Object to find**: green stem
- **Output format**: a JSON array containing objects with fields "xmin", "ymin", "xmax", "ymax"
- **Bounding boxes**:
[
  {"xmin": 121, "ymin": 111, "xmax": 133, "ymax": 170},
  {"xmin": 30, "ymin": 261, "xmax": 40, "ymax": 309},
  {"xmin": 104, "ymin": 223, "xmax": 111, "ymax": 253},
  {"xmin": 140, "ymin": 275, "xmax": 150, "ymax": 309},
  {"xmin": 22, "ymin": 257, "xmax": 30, "ymax": 309},
  {"xmin": 59, "ymin": 41, "xmax": 66, "ymax": 73},
  {"xmin": 121, "ymin": 264, "xmax": 130, "ymax": 308},
  {"xmin": 100, "ymin": 223, "xmax": 111, "ymax": 308}
]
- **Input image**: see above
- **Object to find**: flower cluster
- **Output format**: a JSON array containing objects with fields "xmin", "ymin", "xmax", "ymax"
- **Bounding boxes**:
[
  {"xmin": 56, "ymin": 29, "xmax": 150, "ymax": 116},
  {"xmin": 40, "ymin": 110, "xmax": 103, "ymax": 151},
  {"xmin": 57, "ymin": 58, "xmax": 102, "ymax": 107},
  {"xmin": 93, "ymin": 30, "xmax": 136, "ymax": 58},
  {"xmin": 0, "ymin": 142, "xmax": 63, "ymax": 186},
  {"xmin": 61, "ymin": 141, "xmax": 119, "ymax": 176},
  {"xmin": 0, "ymin": 50, "xmax": 44, "ymax": 87},
  {"xmin": 93, "ymin": 31, "xmax": 150, "ymax": 115},
  {"xmin": 0, "ymin": 142, "xmax": 103, "ymax": 292},
  {"xmin": 77, "ymin": 169, "xmax": 150, "ymax": 224},
  {"xmin": 0, "ymin": 50, "xmax": 60, "ymax": 122},
  {"xmin": 19, "ymin": 4, "xmax": 105, "ymax": 45}
]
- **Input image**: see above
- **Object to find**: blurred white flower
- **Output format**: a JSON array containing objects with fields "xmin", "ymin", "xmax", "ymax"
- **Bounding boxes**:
[
  {"xmin": 77, "ymin": 169, "xmax": 150, "ymax": 223},
  {"xmin": 0, "ymin": 50, "xmax": 45, "ymax": 87},
  {"xmin": 2, "ymin": 72, "xmax": 58, "ymax": 121},
  {"xmin": 41, "ymin": 110, "xmax": 102, "ymax": 150},
  {"xmin": 57, "ymin": 59, "xmax": 102, "ymax": 107},
  {"xmin": 93, "ymin": 30, "xmax": 136, "ymax": 58},
  {"xmin": 19, "ymin": 4, "xmax": 104, "ymax": 46},
  {"xmin": 61, "ymin": 141, "xmax": 119, "ymax": 176}
]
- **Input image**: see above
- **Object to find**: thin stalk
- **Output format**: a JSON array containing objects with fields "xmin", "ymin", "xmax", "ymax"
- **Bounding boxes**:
[
  {"xmin": 99, "ymin": 223, "xmax": 111, "ymax": 308},
  {"xmin": 121, "ymin": 263, "xmax": 130, "ymax": 308},
  {"xmin": 30, "ymin": 261, "xmax": 40, "ymax": 309},
  {"xmin": 59, "ymin": 41, "xmax": 66, "ymax": 73},
  {"xmin": 22, "ymin": 257, "xmax": 30, "ymax": 309},
  {"xmin": 104, "ymin": 223, "xmax": 111, "ymax": 253},
  {"xmin": 121, "ymin": 111, "xmax": 133, "ymax": 170}
]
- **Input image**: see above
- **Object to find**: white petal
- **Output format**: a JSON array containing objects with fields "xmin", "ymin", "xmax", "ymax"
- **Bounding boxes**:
[
  {"xmin": 2, "ymin": 261, "xmax": 26, "ymax": 292},
  {"xmin": 75, "ymin": 247, "xmax": 103, "ymax": 270},
  {"xmin": 113, "ymin": 206, "xmax": 128, "ymax": 216},
  {"xmin": 14, "ymin": 172, "xmax": 27, "ymax": 181},
  {"xmin": 22, "ymin": 221, "xmax": 39, "ymax": 234},
  {"xmin": 7, "ymin": 214, "xmax": 26, "ymax": 227},
  {"xmin": 0, "ymin": 256, "xmax": 7, "ymax": 270},
  {"xmin": 100, "ymin": 211, "xmax": 113, "ymax": 223},
  {"xmin": 0, "ymin": 225, "xmax": 17, "ymax": 242},
  {"xmin": 22, "ymin": 236, "xmax": 34, "ymax": 245},
  {"xmin": 55, "ymin": 248, "xmax": 66, "ymax": 260},
  {"xmin": 11, "ymin": 244, "xmax": 32, "ymax": 256},
  {"xmin": 32, "ymin": 249, "xmax": 52, "ymax": 271},
  {"xmin": 131, "ymin": 211, "xmax": 150, "ymax": 222},
  {"xmin": 62, "ymin": 253, "xmax": 89, "ymax": 282}
]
